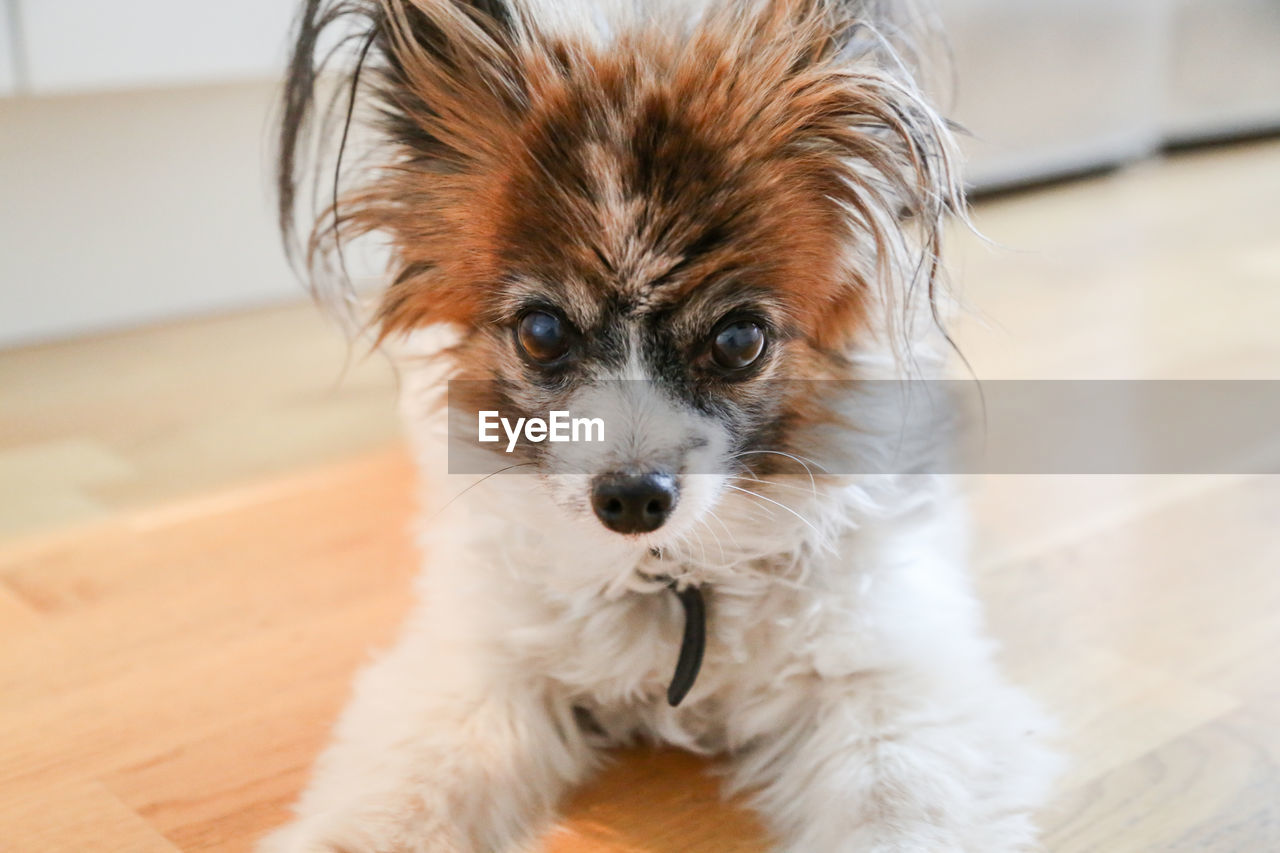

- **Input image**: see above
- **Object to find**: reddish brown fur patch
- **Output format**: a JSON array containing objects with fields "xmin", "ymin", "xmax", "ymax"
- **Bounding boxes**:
[{"xmin": 314, "ymin": 1, "xmax": 954, "ymax": 352}]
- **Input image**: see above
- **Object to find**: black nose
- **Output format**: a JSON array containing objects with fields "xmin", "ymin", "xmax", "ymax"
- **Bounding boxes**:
[{"xmin": 591, "ymin": 473, "xmax": 678, "ymax": 534}]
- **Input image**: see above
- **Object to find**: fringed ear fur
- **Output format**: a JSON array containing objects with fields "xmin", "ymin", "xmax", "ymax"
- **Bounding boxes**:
[{"xmin": 277, "ymin": 0, "xmax": 528, "ymax": 332}]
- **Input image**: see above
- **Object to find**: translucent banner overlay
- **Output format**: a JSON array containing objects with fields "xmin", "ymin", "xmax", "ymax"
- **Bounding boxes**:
[{"xmin": 446, "ymin": 380, "xmax": 1280, "ymax": 475}]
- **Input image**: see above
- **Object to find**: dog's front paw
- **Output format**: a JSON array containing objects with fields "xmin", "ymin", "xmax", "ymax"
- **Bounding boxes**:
[
  {"xmin": 837, "ymin": 814, "xmax": 1041, "ymax": 853},
  {"xmin": 864, "ymin": 839, "xmax": 963, "ymax": 853},
  {"xmin": 257, "ymin": 816, "xmax": 460, "ymax": 853},
  {"xmin": 256, "ymin": 820, "xmax": 336, "ymax": 853},
  {"xmin": 824, "ymin": 826, "xmax": 964, "ymax": 853},
  {"xmin": 257, "ymin": 818, "xmax": 375, "ymax": 853}
]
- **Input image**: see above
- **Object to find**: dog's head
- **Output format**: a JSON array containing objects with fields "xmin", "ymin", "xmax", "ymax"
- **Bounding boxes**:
[{"xmin": 280, "ymin": 0, "xmax": 959, "ymax": 553}]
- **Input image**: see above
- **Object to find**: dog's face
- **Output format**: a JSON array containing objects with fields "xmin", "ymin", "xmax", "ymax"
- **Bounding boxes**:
[{"xmin": 280, "ymin": 0, "xmax": 958, "ymax": 550}]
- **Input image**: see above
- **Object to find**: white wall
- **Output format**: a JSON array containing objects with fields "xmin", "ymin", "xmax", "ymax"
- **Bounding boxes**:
[
  {"xmin": 0, "ymin": 81, "xmax": 300, "ymax": 347},
  {"xmin": 1, "ymin": 0, "xmax": 17, "ymax": 94},
  {"xmin": 14, "ymin": 0, "xmax": 299, "ymax": 95}
]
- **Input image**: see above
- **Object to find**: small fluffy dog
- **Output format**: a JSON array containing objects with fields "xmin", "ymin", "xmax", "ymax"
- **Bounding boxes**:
[{"xmin": 265, "ymin": 1, "xmax": 1058, "ymax": 850}]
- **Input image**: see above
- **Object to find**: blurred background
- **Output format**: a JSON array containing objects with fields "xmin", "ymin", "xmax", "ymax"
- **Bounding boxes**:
[
  {"xmin": 2, "ymin": 0, "xmax": 1279, "ymax": 347},
  {"xmin": 1, "ymin": 4, "xmax": 1279, "ymax": 851}
]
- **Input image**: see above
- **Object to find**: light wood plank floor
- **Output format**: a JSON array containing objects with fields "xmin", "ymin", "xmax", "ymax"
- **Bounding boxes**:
[{"xmin": 2, "ymin": 140, "xmax": 1278, "ymax": 851}]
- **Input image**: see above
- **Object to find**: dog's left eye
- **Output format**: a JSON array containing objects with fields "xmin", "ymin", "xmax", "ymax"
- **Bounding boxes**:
[
  {"xmin": 516, "ymin": 309, "xmax": 573, "ymax": 365},
  {"xmin": 711, "ymin": 318, "xmax": 766, "ymax": 370}
]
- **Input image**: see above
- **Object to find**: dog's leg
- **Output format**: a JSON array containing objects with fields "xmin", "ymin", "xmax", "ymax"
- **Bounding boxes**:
[
  {"xmin": 727, "ymin": 667, "xmax": 1058, "ymax": 853},
  {"xmin": 259, "ymin": 616, "xmax": 596, "ymax": 853}
]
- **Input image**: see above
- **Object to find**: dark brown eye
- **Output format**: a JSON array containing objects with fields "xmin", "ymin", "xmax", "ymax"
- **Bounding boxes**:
[
  {"xmin": 516, "ymin": 309, "xmax": 572, "ymax": 364},
  {"xmin": 711, "ymin": 318, "xmax": 766, "ymax": 370}
]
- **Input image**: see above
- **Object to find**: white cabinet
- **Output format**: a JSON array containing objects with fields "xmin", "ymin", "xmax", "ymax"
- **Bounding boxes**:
[
  {"xmin": 1166, "ymin": 0, "xmax": 1280, "ymax": 142},
  {"xmin": 939, "ymin": 0, "xmax": 1171, "ymax": 191},
  {"xmin": 16, "ymin": 0, "xmax": 300, "ymax": 95}
]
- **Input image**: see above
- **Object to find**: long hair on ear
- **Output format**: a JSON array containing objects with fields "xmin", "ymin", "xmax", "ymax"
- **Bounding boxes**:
[
  {"xmin": 712, "ymin": 0, "xmax": 964, "ymax": 355},
  {"xmin": 277, "ymin": 0, "xmax": 529, "ymax": 334}
]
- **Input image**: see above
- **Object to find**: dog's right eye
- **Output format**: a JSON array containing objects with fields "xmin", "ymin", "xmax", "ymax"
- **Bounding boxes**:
[
  {"xmin": 516, "ymin": 310, "xmax": 573, "ymax": 365},
  {"xmin": 710, "ymin": 318, "xmax": 766, "ymax": 371}
]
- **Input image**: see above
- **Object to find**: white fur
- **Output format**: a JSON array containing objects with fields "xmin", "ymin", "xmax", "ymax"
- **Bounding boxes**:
[
  {"xmin": 262, "ymin": 1, "xmax": 1059, "ymax": 848},
  {"xmin": 261, "ymin": 323, "xmax": 1059, "ymax": 853}
]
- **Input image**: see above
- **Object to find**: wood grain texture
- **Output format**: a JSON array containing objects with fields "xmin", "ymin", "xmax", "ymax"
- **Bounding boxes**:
[{"xmin": 1, "ymin": 141, "xmax": 1278, "ymax": 851}]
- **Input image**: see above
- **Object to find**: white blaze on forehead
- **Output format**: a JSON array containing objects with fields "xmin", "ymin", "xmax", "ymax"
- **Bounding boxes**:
[{"xmin": 621, "ymin": 327, "xmax": 648, "ymax": 382}]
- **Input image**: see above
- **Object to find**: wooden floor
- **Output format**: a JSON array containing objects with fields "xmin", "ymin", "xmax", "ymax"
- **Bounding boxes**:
[{"xmin": 2, "ymin": 139, "xmax": 1279, "ymax": 852}]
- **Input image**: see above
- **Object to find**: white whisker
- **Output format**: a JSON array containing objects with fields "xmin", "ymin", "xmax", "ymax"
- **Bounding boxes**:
[{"xmin": 723, "ymin": 484, "xmax": 822, "ymax": 536}]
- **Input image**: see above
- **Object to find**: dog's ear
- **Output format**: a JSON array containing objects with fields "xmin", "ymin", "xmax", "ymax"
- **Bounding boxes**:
[
  {"xmin": 373, "ymin": 0, "xmax": 526, "ymax": 163},
  {"xmin": 721, "ymin": 0, "xmax": 960, "ymax": 347},
  {"xmin": 749, "ymin": 0, "xmax": 935, "ymax": 65},
  {"xmin": 277, "ymin": 0, "xmax": 528, "ymax": 332}
]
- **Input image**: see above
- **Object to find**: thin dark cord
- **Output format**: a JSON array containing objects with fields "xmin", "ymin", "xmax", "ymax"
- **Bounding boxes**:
[{"xmin": 666, "ymin": 582, "xmax": 706, "ymax": 707}]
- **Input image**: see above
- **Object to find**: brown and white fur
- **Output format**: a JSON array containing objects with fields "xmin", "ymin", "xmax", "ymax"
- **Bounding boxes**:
[{"xmin": 263, "ymin": 1, "xmax": 1059, "ymax": 850}]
